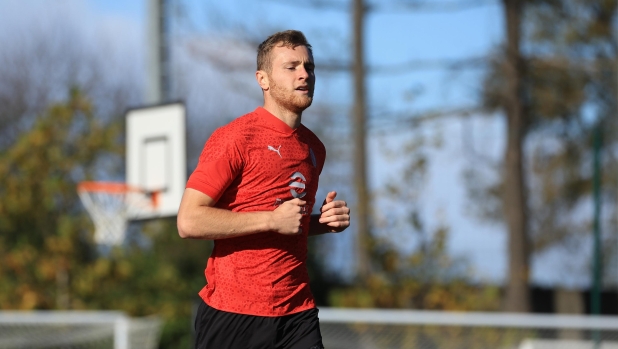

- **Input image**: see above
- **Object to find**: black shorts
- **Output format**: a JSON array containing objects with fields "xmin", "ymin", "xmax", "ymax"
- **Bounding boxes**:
[{"xmin": 194, "ymin": 300, "xmax": 324, "ymax": 349}]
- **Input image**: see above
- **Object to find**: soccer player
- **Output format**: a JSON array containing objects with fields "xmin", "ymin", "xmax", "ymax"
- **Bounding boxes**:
[{"xmin": 177, "ymin": 30, "xmax": 351, "ymax": 349}]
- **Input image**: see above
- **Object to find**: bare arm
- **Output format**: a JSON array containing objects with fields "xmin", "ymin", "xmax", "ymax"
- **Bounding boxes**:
[
  {"xmin": 177, "ymin": 188, "xmax": 306, "ymax": 240},
  {"xmin": 309, "ymin": 191, "xmax": 350, "ymax": 236}
]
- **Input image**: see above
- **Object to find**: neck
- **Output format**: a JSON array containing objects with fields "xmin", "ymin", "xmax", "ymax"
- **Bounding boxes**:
[{"xmin": 263, "ymin": 102, "xmax": 302, "ymax": 129}]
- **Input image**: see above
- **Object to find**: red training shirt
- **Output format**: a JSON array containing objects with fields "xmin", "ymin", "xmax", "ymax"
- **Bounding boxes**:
[{"xmin": 186, "ymin": 107, "xmax": 326, "ymax": 316}]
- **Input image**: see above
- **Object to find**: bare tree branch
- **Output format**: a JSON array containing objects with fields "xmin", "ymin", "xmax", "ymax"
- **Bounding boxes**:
[
  {"xmin": 369, "ymin": 105, "xmax": 483, "ymax": 133},
  {"xmin": 262, "ymin": 0, "xmax": 497, "ymax": 13},
  {"xmin": 374, "ymin": 0, "xmax": 498, "ymax": 12},
  {"xmin": 187, "ymin": 45, "xmax": 489, "ymax": 75},
  {"xmin": 369, "ymin": 56, "xmax": 487, "ymax": 74}
]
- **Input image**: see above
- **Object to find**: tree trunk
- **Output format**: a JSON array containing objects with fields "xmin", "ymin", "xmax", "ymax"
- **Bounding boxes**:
[
  {"xmin": 502, "ymin": 0, "xmax": 530, "ymax": 312},
  {"xmin": 352, "ymin": 0, "xmax": 371, "ymax": 279}
]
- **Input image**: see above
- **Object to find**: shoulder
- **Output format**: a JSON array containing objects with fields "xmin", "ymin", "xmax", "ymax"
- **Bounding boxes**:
[
  {"xmin": 209, "ymin": 111, "xmax": 261, "ymax": 143},
  {"xmin": 200, "ymin": 111, "xmax": 262, "ymax": 163},
  {"xmin": 299, "ymin": 125, "xmax": 326, "ymax": 153},
  {"xmin": 227, "ymin": 111, "xmax": 262, "ymax": 130}
]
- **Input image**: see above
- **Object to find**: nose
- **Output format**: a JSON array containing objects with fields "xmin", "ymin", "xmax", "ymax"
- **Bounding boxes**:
[{"xmin": 298, "ymin": 66, "xmax": 309, "ymax": 80}]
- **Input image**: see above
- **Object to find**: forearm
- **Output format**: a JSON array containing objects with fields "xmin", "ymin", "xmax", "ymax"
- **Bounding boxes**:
[{"xmin": 178, "ymin": 205, "xmax": 273, "ymax": 240}]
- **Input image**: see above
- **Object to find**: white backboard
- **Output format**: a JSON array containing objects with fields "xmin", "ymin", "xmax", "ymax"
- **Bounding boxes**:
[{"xmin": 126, "ymin": 103, "xmax": 186, "ymax": 220}]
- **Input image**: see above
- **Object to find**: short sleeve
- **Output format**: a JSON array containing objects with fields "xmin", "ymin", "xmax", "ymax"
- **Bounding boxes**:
[
  {"xmin": 186, "ymin": 127, "xmax": 244, "ymax": 202},
  {"xmin": 317, "ymin": 141, "xmax": 326, "ymax": 175}
]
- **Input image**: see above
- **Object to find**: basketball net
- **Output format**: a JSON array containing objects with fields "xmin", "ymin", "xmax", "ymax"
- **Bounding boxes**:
[{"xmin": 77, "ymin": 182, "xmax": 159, "ymax": 246}]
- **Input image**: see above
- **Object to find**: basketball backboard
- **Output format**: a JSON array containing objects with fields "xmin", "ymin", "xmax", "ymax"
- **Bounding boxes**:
[{"xmin": 126, "ymin": 102, "xmax": 186, "ymax": 220}]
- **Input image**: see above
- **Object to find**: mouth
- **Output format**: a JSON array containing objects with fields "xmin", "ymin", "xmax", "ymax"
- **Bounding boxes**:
[{"xmin": 296, "ymin": 85, "xmax": 312, "ymax": 94}]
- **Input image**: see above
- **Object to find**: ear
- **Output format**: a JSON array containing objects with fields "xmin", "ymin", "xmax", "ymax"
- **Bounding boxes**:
[{"xmin": 256, "ymin": 70, "xmax": 269, "ymax": 91}]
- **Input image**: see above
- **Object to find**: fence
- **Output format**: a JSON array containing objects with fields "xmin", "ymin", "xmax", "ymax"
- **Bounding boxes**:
[
  {"xmin": 0, "ymin": 311, "xmax": 161, "ymax": 349},
  {"xmin": 319, "ymin": 308, "xmax": 618, "ymax": 349}
]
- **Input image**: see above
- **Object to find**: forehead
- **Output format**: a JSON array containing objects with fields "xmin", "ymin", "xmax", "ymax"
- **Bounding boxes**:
[{"xmin": 270, "ymin": 45, "xmax": 313, "ymax": 64}]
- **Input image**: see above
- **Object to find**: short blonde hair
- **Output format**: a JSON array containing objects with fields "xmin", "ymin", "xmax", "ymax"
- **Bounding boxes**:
[{"xmin": 257, "ymin": 30, "xmax": 312, "ymax": 73}]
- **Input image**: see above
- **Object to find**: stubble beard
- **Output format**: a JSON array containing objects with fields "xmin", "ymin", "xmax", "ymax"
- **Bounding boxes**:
[{"xmin": 269, "ymin": 76, "xmax": 313, "ymax": 114}]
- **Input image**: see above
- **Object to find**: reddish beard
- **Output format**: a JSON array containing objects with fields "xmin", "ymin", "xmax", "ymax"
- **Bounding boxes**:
[{"xmin": 268, "ymin": 75, "xmax": 313, "ymax": 113}]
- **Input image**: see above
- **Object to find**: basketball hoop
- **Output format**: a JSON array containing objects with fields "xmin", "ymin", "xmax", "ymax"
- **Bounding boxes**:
[{"xmin": 77, "ymin": 181, "xmax": 160, "ymax": 246}]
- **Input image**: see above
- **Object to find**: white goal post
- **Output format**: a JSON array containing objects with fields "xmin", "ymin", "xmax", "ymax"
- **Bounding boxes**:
[
  {"xmin": 318, "ymin": 308, "xmax": 618, "ymax": 349},
  {"xmin": 0, "ymin": 311, "xmax": 162, "ymax": 349}
]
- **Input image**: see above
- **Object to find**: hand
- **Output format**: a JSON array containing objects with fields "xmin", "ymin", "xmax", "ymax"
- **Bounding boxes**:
[
  {"xmin": 271, "ymin": 198, "xmax": 306, "ymax": 235},
  {"xmin": 318, "ymin": 191, "xmax": 350, "ymax": 233}
]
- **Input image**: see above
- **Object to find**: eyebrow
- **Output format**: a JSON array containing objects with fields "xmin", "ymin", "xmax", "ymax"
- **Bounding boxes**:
[{"xmin": 283, "ymin": 60, "xmax": 315, "ymax": 68}]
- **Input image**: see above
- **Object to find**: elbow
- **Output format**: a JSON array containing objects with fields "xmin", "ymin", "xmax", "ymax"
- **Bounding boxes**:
[
  {"xmin": 177, "ymin": 225, "xmax": 190, "ymax": 239},
  {"xmin": 177, "ymin": 228, "xmax": 191, "ymax": 239},
  {"xmin": 177, "ymin": 213, "xmax": 214, "ymax": 240},
  {"xmin": 176, "ymin": 214, "xmax": 194, "ymax": 239}
]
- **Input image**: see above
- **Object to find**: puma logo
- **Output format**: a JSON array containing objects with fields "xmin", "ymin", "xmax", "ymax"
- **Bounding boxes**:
[{"xmin": 268, "ymin": 145, "xmax": 282, "ymax": 158}]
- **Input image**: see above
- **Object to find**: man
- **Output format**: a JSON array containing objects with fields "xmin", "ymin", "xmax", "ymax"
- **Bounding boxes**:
[{"xmin": 177, "ymin": 30, "xmax": 351, "ymax": 349}]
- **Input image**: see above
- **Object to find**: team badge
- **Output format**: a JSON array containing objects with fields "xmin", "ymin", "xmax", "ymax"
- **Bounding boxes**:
[{"xmin": 289, "ymin": 172, "xmax": 307, "ymax": 198}]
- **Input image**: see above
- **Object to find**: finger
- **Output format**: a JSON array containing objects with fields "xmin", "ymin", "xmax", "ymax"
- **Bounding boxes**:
[
  {"xmin": 327, "ymin": 220, "xmax": 350, "ymax": 229},
  {"xmin": 319, "ymin": 207, "xmax": 349, "ymax": 218},
  {"xmin": 320, "ymin": 200, "xmax": 349, "ymax": 212},
  {"xmin": 288, "ymin": 198, "xmax": 307, "ymax": 206},
  {"xmin": 319, "ymin": 213, "xmax": 350, "ymax": 224},
  {"xmin": 322, "ymin": 191, "xmax": 337, "ymax": 206},
  {"xmin": 326, "ymin": 221, "xmax": 350, "ymax": 231}
]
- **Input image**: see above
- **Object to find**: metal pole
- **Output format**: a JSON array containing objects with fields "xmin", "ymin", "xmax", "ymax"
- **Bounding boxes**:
[
  {"xmin": 352, "ymin": 0, "xmax": 370, "ymax": 280},
  {"xmin": 615, "ymin": 3, "xmax": 618, "ymax": 319},
  {"xmin": 160, "ymin": 0, "xmax": 171, "ymax": 101},
  {"xmin": 146, "ymin": 0, "xmax": 169, "ymax": 104},
  {"xmin": 592, "ymin": 122, "xmax": 603, "ymax": 348},
  {"xmin": 114, "ymin": 315, "xmax": 130, "ymax": 349}
]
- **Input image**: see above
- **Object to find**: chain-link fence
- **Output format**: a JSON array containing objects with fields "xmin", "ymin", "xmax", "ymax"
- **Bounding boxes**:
[
  {"xmin": 0, "ymin": 311, "xmax": 161, "ymax": 349},
  {"xmin": 319, "ymin": 308, "xmax": 618, "ymax": 349}
]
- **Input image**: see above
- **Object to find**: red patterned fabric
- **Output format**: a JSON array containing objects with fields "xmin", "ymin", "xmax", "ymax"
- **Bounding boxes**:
[{"xmin": 186, "ymin": 107, "xmax": 326, "ymax": 316}]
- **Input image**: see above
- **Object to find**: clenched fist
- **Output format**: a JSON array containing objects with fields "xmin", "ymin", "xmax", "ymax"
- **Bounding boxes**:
[{"xmin": 271, "ymin": 198, "xmax": 306, "ymax": 235}]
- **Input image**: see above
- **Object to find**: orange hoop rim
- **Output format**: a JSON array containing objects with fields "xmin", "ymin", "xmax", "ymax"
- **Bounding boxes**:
[{"xmin": 77, "ymin": 181, "xmax": 161, "ymax": 207}]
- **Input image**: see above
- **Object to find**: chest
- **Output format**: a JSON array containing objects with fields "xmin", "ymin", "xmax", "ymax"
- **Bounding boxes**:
[{"xmin": 239, "ymin": 133, "xmax": 321, "ymax": 201}]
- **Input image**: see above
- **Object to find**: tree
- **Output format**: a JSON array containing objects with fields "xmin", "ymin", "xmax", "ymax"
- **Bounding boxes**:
[
  {"xmin": 0, "ymin": 91, "xmax": 214, "ymax": 347},
  {"xmin": 523, "ymin": 0, "xmax": 618, "ymax": 288},
  {"xmin": 0, "ymin": 90, "xmax": 120, "ymax": 310},
  {"xmin": 476, "ymin": 0, "xmax": 618, "ymax": 311},
  {"xmin": 500, "ymin": 0, "xmax": 530, "ymax": 313}
]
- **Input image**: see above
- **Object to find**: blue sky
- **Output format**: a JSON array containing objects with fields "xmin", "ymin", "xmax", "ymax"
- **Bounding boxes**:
[
  {"xmin": 19, "ymin": 0, "xmax": 511, "ymax": 281},
  {"xmin": 6, "ymin": 0, "xmax": 588, "ymax": 286},
  {"xmin": 84, "ymin": 0, "xmax": 503, "ymax": 110}
]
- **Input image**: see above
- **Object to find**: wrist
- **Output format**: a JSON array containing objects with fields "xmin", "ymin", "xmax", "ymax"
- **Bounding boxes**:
[
  {"xmin": 266, "ymin": 211, "xmax": 276, "ymax": 232},
  {"xmin": 309, "ymin": 214, "xmax": 328, "ymax": 236}
]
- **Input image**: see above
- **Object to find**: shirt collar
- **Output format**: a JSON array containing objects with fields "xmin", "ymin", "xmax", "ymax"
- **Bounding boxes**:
[{"xmin": 254, "ymin": 107, "xmax": 299, "ymax": 135}]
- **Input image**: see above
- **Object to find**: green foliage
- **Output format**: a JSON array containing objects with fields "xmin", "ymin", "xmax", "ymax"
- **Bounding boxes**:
[
  {"xmin": 0, "ymin": 90, "xmax": 118, "ymax": 309},
  {"xmin": 0, "ymin": 92, "xmax": 211, "ymax": 347},
  {"xmin": 331, "ymin": 133, "xmax": 501, "ymax": 312},
  {"xmin": 329, "ymin": 226, "xmax": 501, "ymax": 312}
]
